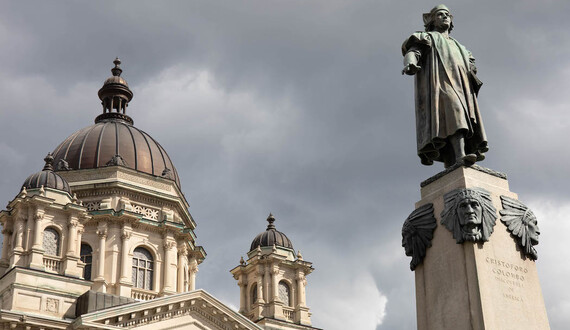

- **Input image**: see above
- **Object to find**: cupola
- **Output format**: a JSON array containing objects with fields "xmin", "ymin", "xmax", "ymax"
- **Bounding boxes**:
[
  {"xmin": 51, "ymin": 59, "xmax": 181, "ymax": 187},
  {"xmin": 22, "ymin": 153, "xmax": 71, "ymax": 194},
  {"xmin": 250, "ymin": 213, "xmax": 294, "ymax": 252}
]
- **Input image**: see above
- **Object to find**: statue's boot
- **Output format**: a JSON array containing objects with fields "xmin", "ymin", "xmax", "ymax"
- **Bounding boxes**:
[{"xmin": 458, "ymin": 154, "xmax": 477, "ymax": 166}]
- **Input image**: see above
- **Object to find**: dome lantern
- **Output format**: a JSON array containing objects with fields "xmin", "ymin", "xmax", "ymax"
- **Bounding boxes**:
[{"xmin": 95, "ymin": 58, "xmax": 134, "ymax": 125}]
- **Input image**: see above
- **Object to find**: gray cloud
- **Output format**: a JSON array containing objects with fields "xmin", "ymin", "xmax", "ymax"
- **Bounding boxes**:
[{"xmin": 0, "ymin": 1, "xmax": 568, "ymax": 329}]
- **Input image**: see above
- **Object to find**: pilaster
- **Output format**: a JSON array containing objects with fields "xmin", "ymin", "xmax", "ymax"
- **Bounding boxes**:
[
  {"xmin": 63, "ymin": 217, "xmax": 81, "ymax": 277},
  {"xmin": 29, "ymin": 210, "xmax": 45, "ymax": 270},
  {"xmin": 161, "ymin": 233, "xmax": 176, "ymax": 295},
  {"xmin": 117, "ymin": 225, "xmax": 133, "ymax": 297},
  {"xmin": 93, "ymin": 222, "xmax": 108, "ymax": 292}
]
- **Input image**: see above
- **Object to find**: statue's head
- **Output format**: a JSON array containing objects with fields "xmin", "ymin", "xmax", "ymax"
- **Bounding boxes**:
[
  {"xmin": 423, "ymin": 4, "xmax": 454, "ymax": 33},
  {"xmin": 441, "ymin": 188, "xmax": 497, "ymax": 243}
]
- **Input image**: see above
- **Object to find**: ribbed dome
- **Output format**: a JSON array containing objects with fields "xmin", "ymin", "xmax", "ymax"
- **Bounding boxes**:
[
  {"xmin": 51, "ymin": 121, "xmax": 181, "ymax": 187},
  {"xmin": 250, "ymin": 214, "xmax": 294, "ymax": 252},
  {"xmin": 51, "ymin": 58, "xmax": 181, "ymax": 188},
  {"xmin": 22, "ymin": 153, "xmax": 71, "ymax": 193}
]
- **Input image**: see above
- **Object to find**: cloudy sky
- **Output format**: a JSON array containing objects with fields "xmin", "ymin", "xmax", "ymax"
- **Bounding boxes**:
[{"xmin": 1, "ymin": 1, "xmax": 569, "ymax": 329}]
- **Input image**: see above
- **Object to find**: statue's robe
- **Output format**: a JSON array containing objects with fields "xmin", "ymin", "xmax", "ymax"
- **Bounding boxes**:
[{"xmin": 402, "ymin": 32, "xmax": 488, "ymax": 165}]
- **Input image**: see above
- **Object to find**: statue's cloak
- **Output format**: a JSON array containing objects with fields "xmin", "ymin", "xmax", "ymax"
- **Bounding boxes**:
[{"xmin": 402, "ymin": 32, "xmax": 488, "ymax": 165}]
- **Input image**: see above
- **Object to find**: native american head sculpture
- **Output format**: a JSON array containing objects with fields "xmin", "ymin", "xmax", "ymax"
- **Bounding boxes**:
[
  {"xmin": 500, "ymin": 195, "xmax": 540, "ymax": 260},
  {"xmin": 402, "ymin": 203, "xmax": 437, "ymax": 270},
  {"xmin": 441, "ymin": 188, "xmax": 497, "ymax": 243}
]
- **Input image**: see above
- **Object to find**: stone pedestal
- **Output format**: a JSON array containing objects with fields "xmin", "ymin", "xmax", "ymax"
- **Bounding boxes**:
[{"xmin": 414, "ymin": 165, "xmax": 549, "ymax": 330}]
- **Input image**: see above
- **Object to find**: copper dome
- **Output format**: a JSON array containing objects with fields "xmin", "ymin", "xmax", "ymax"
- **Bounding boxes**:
[
  {"xmin": 51, "ymin": 121, "xmax": 180, "ymax": 187},
  {"xmin": 250, "ymin": 214, "xmax": 294, "ymax": 252},
  {"xmin": 51, "ymin": 58, "xmax": 181, "ymax": 188},
  {"xmin": 23, "ymin": 153, "xmax": 71, "ymax": 193}
]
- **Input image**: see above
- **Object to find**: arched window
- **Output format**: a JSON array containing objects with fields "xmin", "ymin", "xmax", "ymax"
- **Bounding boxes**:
[
  {"xmin": 43, "ymin": 228, "xmax": 60, "ymax": 256},
  {"xmin": 80, "ymin": 243, "xmax": 93, "ymax": 280},
  {"xmin": 132, "ymin": 247, "xmax": 153, "ymax": 290},
  {"xmin": 278, "ymin": 281, "xmax": 291, "ymax": 306},
  {"xmin": 251, "ymin": 283, "xmax": 258, "ymax": 306}
]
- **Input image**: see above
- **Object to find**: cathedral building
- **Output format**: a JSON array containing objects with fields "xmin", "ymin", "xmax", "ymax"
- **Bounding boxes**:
[{"xmin": 0, "ymin": 59, "xmax": 317, "ymax": 329}]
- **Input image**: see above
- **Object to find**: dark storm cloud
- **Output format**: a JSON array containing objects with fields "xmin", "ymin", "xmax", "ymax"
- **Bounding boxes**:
[{"xmin": 1, "ymin": 1, "xmax": 569, "ymax": 329}]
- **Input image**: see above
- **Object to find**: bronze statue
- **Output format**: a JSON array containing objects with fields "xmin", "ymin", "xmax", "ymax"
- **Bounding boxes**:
[
  {"xmin": 402, "ymin": 5, "xmax": 488, "ymax": 167},
  {"xmin": 441, "ymin": 188, "xmax": 497, "ymax": 243}
]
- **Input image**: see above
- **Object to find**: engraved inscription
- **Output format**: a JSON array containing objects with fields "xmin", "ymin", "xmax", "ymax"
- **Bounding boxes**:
[{"xmin": 485, "ymin": 257, "xmax": 527, "ymax": 303}]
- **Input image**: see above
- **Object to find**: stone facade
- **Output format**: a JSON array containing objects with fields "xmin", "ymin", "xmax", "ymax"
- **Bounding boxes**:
[
  {"xmin": 231, "ymin": 246, "xmax": 313, "ymax": 328},
  {"xmin": 0, "ymin": 59, "xmax": 318, "ymax": 330}
]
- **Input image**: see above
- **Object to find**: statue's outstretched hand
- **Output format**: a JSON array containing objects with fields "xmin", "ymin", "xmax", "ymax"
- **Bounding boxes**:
[{"xmin": 402, "ymin": 63, "xmax": 421, "ymax": 75}]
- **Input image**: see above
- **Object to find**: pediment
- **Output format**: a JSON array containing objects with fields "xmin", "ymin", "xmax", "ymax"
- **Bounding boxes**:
[{"xmin": 73, "ymin": 290, "xmax": 260, "ymax": 330}]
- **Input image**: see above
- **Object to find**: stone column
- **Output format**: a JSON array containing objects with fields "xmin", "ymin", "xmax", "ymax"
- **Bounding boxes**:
[
  {"xmin": 271, "ymin": 266, "xmax": 284, "ymax": 320},
  {"xmin": 271, "ymin": 267, "xmax": 279, "ymax": 301},
  {"xmin": 13, "ymin": 216, "xmax": 24, "ymax": 250},
  {"xmin": 117, "ymin": 226, "xmax": 132, "ymax": 297},
  {"xmin": 296, "ymin": 272, "xmax": 306, "ymax": 307},
  {"xmin": 0, "ymin": 228, "xmax": 12, "ymax": 275},
  {"xmin": 162, "ymin": 239, "xmax": 176, "ymax": 294},
  {"xmin": 63, "ymin": 218, "xmax": 81, "ymax": 277},
  {"xmin": 93, "ymin": 222, "xmax": 108, "ymax": 292},
  {"xmin": 189, "ymin": 257, "xmax": 198, "ymax": 291},
  {"xmin": 1, "ymin": 228, "xmax": 11, "ymax": 261},
  {"xmin": 29, "ymin": 210, "xmax": 45, "ymax": 270},
  {"xmin": 177, "ymin": 245, "xmax": 188, "ymax": 293},
  {"xmin": 237, "ymin": 274, "xmax": 246, "ymax": 313},
  {"xmin": 76, "ymin": 227, "xmax": 84, "ymax": 255},
  {"xmin": 295, "ymin": 270, "xmax": 311, "ymax": 325},
  {"xmin": 263, "ymin": 263, "xmax": 270, "ymax": 303},
  {"xmin": 31, "ymin": 210, "xmax": 44, "ymax": 249},
  {"xmin": 119, "ymin": 228, "xmax": 131, "ymax": 283},
  {"xmin": 66, "ymin": 219, "xmax": 78, "ymax": 257},
  {"xmin": 257, "ymin": 268, "xmax": 265, "ymax": 304}
]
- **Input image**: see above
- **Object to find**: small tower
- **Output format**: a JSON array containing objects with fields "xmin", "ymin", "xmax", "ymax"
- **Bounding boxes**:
[
  {"xmin": 231, "ymin": 214, "xmax": 314, "ymax": 329},
  {"xmin": 0, "ymin": 154, "xmax": 92, "ymax": 318}
]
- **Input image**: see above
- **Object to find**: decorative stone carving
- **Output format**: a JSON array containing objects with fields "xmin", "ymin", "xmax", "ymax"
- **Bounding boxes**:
[
  {"xmin": 441, "ymin": 188, "xmax": 497, "ymax": 243},
  {"xmin": 46, "ymin": 298, "xmax": 59, "ymax": 313},
  {"xmin": 106, "ymin": 154, "xmax": 128, "ymax": 167},
  {"xmin": 118, "ymin": 198, "xmax": 133, "ymax": 212},
  {"xmin": 163, "ymin": 241, "xmax": 176, "ymax": 251},
  {"xmin": 132, "ymin": 204, "xmax": 159, "ymax": 220},
  {"xmin": 56, "ymin": 158, "xmax": 71, "ymax": 171},
  {"xmin": 121, "ymin": 231, "xmax": 132, "ymax": 241},
  {"xmin": 161, "ymin": 167, "xmax": 174, "ymax": 179},
  {"xmin": 401, "ymin": 203, "xmax": 437, "ymax": 270},
  {"xmin": 99, "ymin": 198, "xmax": 112, "ymax": 210},
  {"xmin": 96, "ymin": 223, "xmax": 108, "ymax": 239},
  {"xmin": 500, "ymin": 196, "xmax": 540, "ymax": 260}
]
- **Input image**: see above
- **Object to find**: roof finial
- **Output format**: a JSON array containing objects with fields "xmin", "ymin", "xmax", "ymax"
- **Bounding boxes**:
[
  {"xmin": 43, "ymin": 153, "xmax": 54, "ymax": 171},
  {"xmin": 266, "ymin": 213, "xmax": 276, "ymax": 230},
  {"xmin": 111, "ymin": 57, "xmax": 122, "ymax": 77}
]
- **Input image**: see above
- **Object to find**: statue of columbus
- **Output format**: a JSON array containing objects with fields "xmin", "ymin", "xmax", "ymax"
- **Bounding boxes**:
[{"xmin": 402, "ymin": 4, "xmax": 488, "ymax": 167}]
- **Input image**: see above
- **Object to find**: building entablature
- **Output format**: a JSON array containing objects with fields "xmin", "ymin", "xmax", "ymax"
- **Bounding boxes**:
[{"xmin": 58, "ymin": 165, "xmax": 196, "ymax": 229}]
